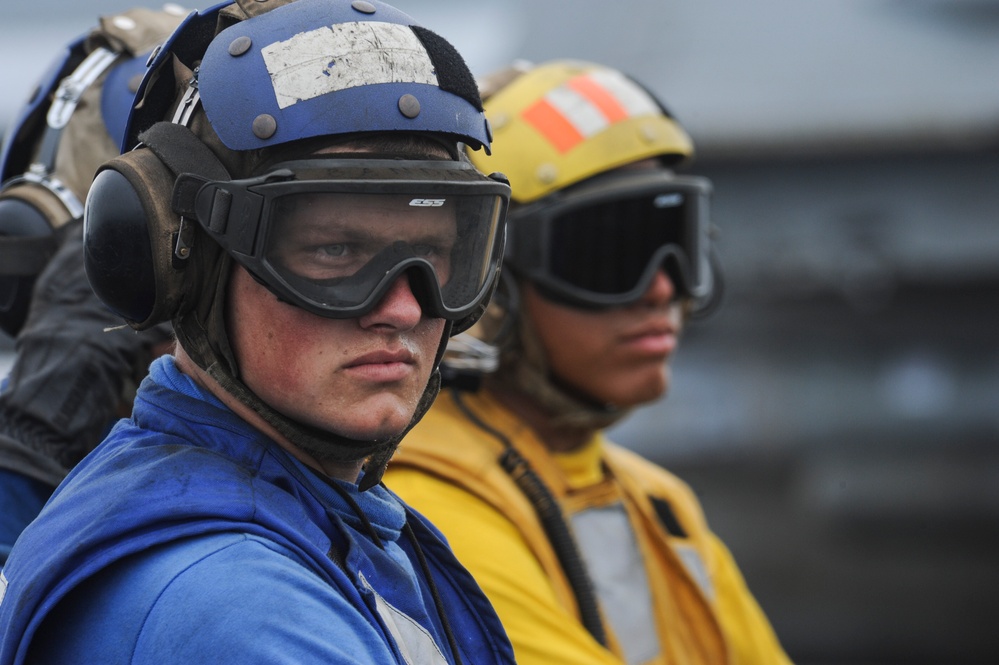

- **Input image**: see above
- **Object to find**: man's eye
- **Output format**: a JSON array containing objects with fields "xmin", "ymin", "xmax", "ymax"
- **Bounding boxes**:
[{"xmin": 317, "ymin": 244, "xmax": 349, "ymax": 258}]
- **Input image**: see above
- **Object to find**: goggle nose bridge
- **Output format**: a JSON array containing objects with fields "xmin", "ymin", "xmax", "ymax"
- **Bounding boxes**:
[
  {"xmin": 397, "ymin": 259, "xmax": 448, "ymax": 312},
  {"xmin": 629, "ymin": 242, "xmax": 695, "ymax": 297},
  {"xmin": 340, "ymin": 253, "xmax": 450, "ymax": 316},
  {"xmin": 585, "ymin": 240, "xmax": 697, "ymax": 303}
]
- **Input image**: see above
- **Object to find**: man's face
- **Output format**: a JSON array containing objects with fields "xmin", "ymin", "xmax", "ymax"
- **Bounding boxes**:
[
  {"xmin": 518, "ymin": 158, "xmax": 689, "ymax": 409},
  {"xmin": 227, "ymin": 191, "xmax": 454, "ymax": 447},
  {"xmin": 524, "ymin": 270, "xmax": 685, "ymax": 409}
]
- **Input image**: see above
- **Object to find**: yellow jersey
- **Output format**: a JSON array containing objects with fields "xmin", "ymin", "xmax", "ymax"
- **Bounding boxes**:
[{"xmin": 386, "ymin": 389, "xmax": 792, "ymax": 665}]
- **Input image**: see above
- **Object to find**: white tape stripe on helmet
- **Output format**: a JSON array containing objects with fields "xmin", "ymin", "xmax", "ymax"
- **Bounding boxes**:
[
  {"xmin": 586, "ymin": 68, "xmax": 660, "ymax": 118},
  {"xmin": 544, "ymin": 84, "xmax": 610, "ymax": 139},
  {"xmin": 263, "ymin": 22, "xmax": 438, "ymax": 110}
]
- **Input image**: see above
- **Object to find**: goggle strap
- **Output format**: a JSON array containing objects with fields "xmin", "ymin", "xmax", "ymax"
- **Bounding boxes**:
[{"xmin": 172, "ymin": 173, "xmax": 210, "ymax": 218}]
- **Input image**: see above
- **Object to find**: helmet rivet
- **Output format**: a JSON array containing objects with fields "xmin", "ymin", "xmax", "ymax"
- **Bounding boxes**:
[
  {"xmin": 640, "ymin": 124, "xmax": 658, "ymax": 143},
  {"xmin": 398, "ymin": 94, "xmax": 421, "ymax": 118},
  {"xmin": 228, "ymin": 36, "xmax": 252, "ymax": 57},
  {"xmin": 537, "ymin": 163, "xmax": 558, "ymax": 184},
  {"xmin": 252, "ymin": 114, "xmax": 277, "ymax": 140},
  {"xmin": 111, "ymin": 15, "xmax": 137, "ymax": 31},
  {"xmin": 352, "ymin": 1, "xmax": 377, "ymax": 13}
]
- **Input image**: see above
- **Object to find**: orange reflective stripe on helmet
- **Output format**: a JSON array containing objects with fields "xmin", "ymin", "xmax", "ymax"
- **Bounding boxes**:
[{"xmin": 469, "ymin": 60, "xmax": 694, "ymax": 204}]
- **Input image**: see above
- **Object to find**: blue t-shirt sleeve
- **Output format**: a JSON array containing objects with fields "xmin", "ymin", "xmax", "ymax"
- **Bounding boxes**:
[{"xmin": 29, "ymin": 533, "xmax": 396, "ymax": 664}]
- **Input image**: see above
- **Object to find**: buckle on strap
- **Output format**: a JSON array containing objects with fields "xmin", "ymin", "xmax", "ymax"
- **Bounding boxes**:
[
  {"xmin": 3, "ymin": 171, "xmax": 84, "ymax": 220},
  {"xmin": 46, "ymin": 47, "xmax": 120, "ymax": 130}
]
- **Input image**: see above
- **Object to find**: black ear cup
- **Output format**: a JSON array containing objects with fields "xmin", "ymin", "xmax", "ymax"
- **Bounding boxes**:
[
  {"xmin": 83, "ymin": 123, "xmax": 234, "ymax": 331},
  {"xmin": 0, "ymin": 196, "xmax": 59, "ymax": 336},
  {"xmin": 83, "ymin": 148, "xmax": 187, "ymax": 330},
  {"xmin": 83, "ymin": 168, "xmax": 156, "ymax": 325}
]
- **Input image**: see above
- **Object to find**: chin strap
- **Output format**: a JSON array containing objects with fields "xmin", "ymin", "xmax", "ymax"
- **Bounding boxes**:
[
  {"xmin": 495, "ymin": 298, "xmax": 630, "ymax": 431},
  {"xmin": 358, "ymin": 370, "xmax": 442, "ymax": 491},
  {"xmin": 473, "ymin": 273, "xmax": 630, "ymax": 429}
]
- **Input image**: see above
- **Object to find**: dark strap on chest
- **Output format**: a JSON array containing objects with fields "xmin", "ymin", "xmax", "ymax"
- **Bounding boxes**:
[
  {"xmin": 650, "ymin": 496, "xmax": 688, "ymax": 538},
  {"xmin": 452, "ymin": 389, "xmax": 609, "ymax": 647}
]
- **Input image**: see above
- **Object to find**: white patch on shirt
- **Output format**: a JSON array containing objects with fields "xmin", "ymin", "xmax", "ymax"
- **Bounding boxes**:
[
  {"xmin": 0, "ymin": 571, "xmax": 7, "ymax": 608},
  {"xmin": 673, "ymin": 543, "xmax": 715, "ymax": 601},
  {"xmin": 571, "ymin": 503, "xmax": 660, "ymax": 665},
  {"xmin": 358, "ymin": 571, "xmax": 448, "ymax": 665},
  {"xmin": 262, "ymin": 22, "xmax": 438, "ymax": 109}
]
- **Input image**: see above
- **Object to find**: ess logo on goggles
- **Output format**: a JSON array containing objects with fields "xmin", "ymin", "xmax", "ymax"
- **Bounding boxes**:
[
  {"xmin": 505, "ymin": 169, "xmax": 713, "ymax": 310},
  {"xmin": 176, "ymin": 158, "xmax": 510, "ymax": 320}
]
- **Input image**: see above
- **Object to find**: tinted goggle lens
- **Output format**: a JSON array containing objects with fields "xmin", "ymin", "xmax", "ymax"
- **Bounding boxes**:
[
  {"xmin": 509, "ymin": 174, "xmax": 711, "ymax": 308},
  {"xmin": 548, "ymin": 190, "xmax": 693, "ymax": 296}
]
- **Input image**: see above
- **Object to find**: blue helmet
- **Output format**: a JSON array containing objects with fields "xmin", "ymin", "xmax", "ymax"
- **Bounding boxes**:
[
  {"xmin": 86, "ymin": 0, "xmax": 505, "ymax": 330},
  {"xmin": 122, "ymin": 0, "xmax": 491, "ymax": 154}
]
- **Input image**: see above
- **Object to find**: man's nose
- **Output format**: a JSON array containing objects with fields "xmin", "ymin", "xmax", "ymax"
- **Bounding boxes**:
[
  {"xmin": 640, "ymin": 267, "xmax": 676, "ymax": 306},
  {"xmin": 360, "ymin": 273, "xmax": 424, "ymax": 330}
]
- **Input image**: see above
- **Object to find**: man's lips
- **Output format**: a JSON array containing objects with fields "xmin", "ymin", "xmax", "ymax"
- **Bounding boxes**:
[
  {"xmin": 344, "ymin": 349, "xmax": 416, "ymax": 381},
  {"xmin": 620, "ymin": 323, "xmax": 678, "ymax": 356}
]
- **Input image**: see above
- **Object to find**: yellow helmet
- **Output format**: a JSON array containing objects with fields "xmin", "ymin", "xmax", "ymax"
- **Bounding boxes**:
[{"xmin": 469, "ymin": 60, "xmax": 694, "ymax": 204}]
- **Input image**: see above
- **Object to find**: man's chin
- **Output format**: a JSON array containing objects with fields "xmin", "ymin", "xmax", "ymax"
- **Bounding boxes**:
[
  {"xmin": 308, "ymin": 415, "xmax": 414, "ymax": 448},
  {"xmin": 612, "ymin": 379, "xmax": 669, "ymax": 410}
]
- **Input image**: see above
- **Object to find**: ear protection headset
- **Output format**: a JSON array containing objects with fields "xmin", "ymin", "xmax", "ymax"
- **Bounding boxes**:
[
  {"xmin": 0, "ymin": 8, "xmax": 187, "ymax": 337},
  {"xmin": 0, "ymin": 7, "xmax": 188, "ymax": 335},
  {"xmin": 1, "ymin": 42, "xmax": 120, "ymax": 320},
  {"xmin": 82, "ymin": 2, "xmax": 228, "ymax": 331},
  {"xmin": 85, "ymin": 121, "xmax": 230, "ymax": 330}
]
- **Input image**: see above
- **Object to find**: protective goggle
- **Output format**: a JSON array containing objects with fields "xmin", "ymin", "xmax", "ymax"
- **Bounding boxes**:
[
  {"xmin": 183, "ymin": 157, "xmax": 510, "ymax": 320},
  {"xmin": 505, "ymin": 169, "xmax": 713, "ymax": 309}
]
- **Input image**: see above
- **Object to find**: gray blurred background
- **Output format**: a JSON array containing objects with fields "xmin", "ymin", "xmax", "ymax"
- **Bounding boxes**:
[{"xmin": 3, "ymin": 1, "xmax": 999, "ymax": 662}]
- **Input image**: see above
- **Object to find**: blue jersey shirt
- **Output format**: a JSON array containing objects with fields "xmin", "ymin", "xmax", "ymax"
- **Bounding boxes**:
[{"xmin": 0, "ymin": 356, "xmax": 514, "ymax": 665}]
